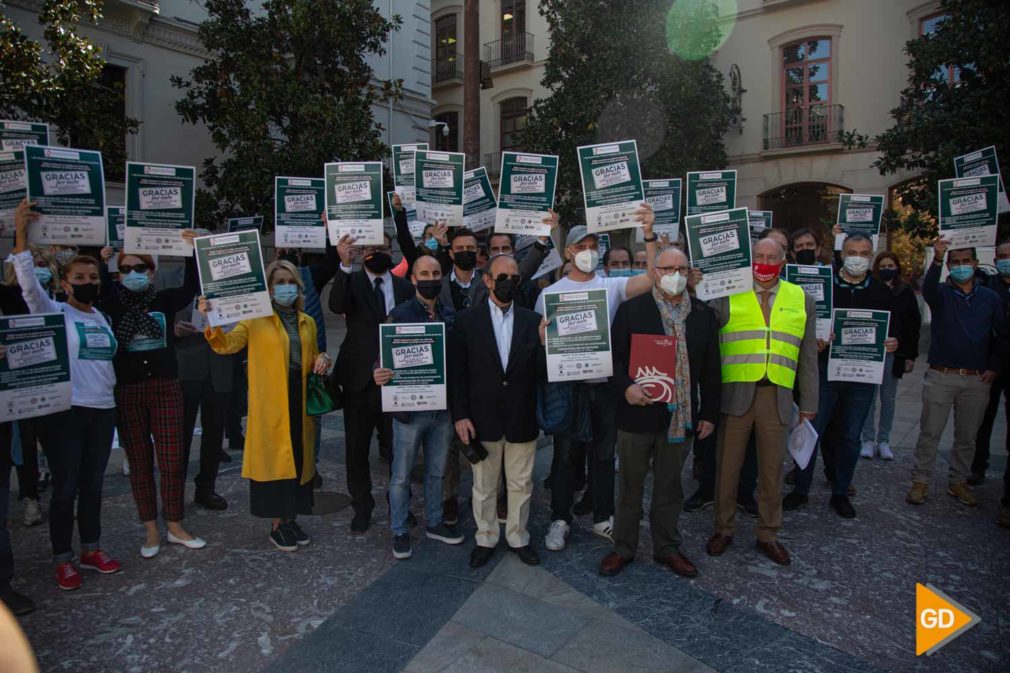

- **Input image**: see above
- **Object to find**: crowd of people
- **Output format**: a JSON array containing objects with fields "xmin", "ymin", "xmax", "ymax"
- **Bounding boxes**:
[{"xmin": 2, "ymin": 194, "xmax": 1008, "ymax": 620}]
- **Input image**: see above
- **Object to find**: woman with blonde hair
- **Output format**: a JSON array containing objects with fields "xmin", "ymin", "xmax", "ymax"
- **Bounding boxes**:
[{"xmin": 199, "ymin": 260, "xmax": 331, "ymax": 551}]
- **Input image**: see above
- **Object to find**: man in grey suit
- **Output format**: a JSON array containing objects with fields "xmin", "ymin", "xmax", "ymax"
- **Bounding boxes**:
[{"xmin": 700, "ymin": 238, "xmax": 819, "ymax": 566}]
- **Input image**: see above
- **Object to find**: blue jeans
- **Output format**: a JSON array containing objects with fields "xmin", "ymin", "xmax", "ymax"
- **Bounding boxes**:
[
  {"xmin": 861, "ymin": 353, "xmax": 898, "ymax": 444},
  {"xmin": 794, "ymin": 372, "xmax": 876, "ymax": 498},
  {"xmin": 390, "ymin": 411, "xmax": 451, "ymax": 535}
]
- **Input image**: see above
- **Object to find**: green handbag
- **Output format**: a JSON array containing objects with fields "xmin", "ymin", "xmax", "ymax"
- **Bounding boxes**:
[{"xmin": 306, "ymin": 373, "xmax": 336, "ymax": 416}]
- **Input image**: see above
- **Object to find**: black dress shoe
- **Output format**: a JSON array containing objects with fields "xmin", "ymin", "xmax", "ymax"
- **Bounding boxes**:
[
  {"xmin": 218, "ymin": 449, "xmax": 232, "ymax": 463},
  {"xmin": 509, "ymin": 544, "xmax": 541, "ymax": 566},
  {"xmin": 782, "ymin": 491, "xmax": 808, "ymax": 511},
  {"xmin": 470, "ymin": 545, "xmax": 495, "ymax": 568},
  {"xmin": 967, "ymin": 471, "xmax": 985, "ymax": 486},
  {"xmin": 684, "ymin": 487, "xmax": 714, "ymax": 512},
  {"xmin": 350, "ymin": 513, "xmax": 371, "ymax": 534},
  {"xmin": 829, "ymin": 494, "xmax": 856, "ymax": 519},
  {"xmin": 194, "ymin": 489, "xmax": 228, "ymax": 510},
  {"xmin": 0, "ymin": 588, "xmax": 36, "ymax": 616}
]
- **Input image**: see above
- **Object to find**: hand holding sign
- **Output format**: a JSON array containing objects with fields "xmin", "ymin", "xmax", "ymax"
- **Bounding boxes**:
[
  {"xmin": 373, "ymin": 367, "xmax": 394, "ymax": 386},
  {"xmin": 337, "ymin": 234, "xmax": 358, "ymax": 266}
]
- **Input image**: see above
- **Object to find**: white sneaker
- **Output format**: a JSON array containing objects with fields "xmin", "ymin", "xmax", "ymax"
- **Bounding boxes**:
[
  {"xmin": 859, "ymin": 441, "xmax": 875, "ymax": 459},
  {"xmin": 545, "ymin": 519, "xmax": 570, "ymax": 551},
  {"xmin": 23, "ymin": 498, "xmax": 43, "ymax": 527},
  {"xmin": 878, "ymin": 442, "xmax": 894, "ymax": 461},
  {"xmin": 592, "ymin": 516, "xmax": 614, "ymax": 542},
  {"xmin": 122, "ymin": 456, "xmax": 131, "ymax": 476}
]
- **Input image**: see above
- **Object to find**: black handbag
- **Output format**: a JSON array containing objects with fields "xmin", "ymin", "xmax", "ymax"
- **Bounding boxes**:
[{"xmin": 324, "ymin": 370, "xmax": 344, "ymax": 410}]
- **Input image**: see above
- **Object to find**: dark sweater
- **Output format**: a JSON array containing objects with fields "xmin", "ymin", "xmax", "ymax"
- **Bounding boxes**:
[
  {"xmin": 924, "ymin": 262, "xmax": 1008, "ymax": 372},
  {"xmin": 97, "ymin": 256, "xmax": 198, "ymax": 385}
]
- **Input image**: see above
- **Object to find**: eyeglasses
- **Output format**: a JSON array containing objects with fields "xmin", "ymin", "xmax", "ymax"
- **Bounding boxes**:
[
  {"xmin": 494, "ymin": 274, "xmax": 521, "ymax": 284},
  {"xmin": 655, "ymin": 265, "xmax": 690, "ymax": 275},
  {"xmin": 119, "ymin": 264, "xmax": 149, "ymax": 274}
]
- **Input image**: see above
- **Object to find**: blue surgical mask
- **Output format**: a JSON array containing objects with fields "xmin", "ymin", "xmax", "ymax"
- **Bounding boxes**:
[
  {"xmin": 608, "ymin": 269, "xmax": 633, "ymax": 277},
  {"xmin": 948, "ymin": 264, "xmax": 974, "ymax": 283},
  {"xmin": 34, "ymin": 267, "xmax": 53, "ymax": 286},
  {"xmin": 630, "ymin": 269, "xmax": 646, "ymax": 276},
  {"xmin": 997, "ymin": 259, "xmax": 1010, "ymax": 277},
  {"xmin": 122, "ymin": 271, "xmax": 151, "ymax": 292},
  {"xmin": 423, "ymin": 238, "xmax": 439, "ymax": 251},
  {"xmin": 272, "ymin": 283, "xmax": 299, "ymax": 307}
]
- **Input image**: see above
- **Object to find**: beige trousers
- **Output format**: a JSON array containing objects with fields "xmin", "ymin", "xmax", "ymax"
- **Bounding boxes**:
[{"xmin": 472, "ymin": 437, "xmax": 536, "ymax": 548}]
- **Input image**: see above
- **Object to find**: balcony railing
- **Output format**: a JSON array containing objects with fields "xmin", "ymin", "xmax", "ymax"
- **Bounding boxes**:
[
  {"xmin": 433, "ymin": 53, "xmax": 462, "ymax": 84},
  {"xmin": 763, "ymin": 104, "xmax": 844, "ymax": 151},
  {"xmin": 482, "ymin": 32, "xmax": 534, "ymax": 68},
  {"xmin": 484, "ymin": 152, "xmax": 502, "ymax": 179}
]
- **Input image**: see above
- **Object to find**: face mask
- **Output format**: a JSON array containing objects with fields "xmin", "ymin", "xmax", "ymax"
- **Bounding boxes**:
[
  {"xmin": 574, "ymin": 249, "xmax": 599, "ymax": 274},
  {"xmin": 34, "ymin": 267, "xmax": 53, "ymax": 286},
  {"xmin": 122, "ymin": 271, "xmax": 151, "ymax": 292},
  {"xmin": 608, "ymin": 268, "xmax": 633, "ymax": 277},
  {"xmin": 363, "ymin": 252, "xmax": 392, "ymax": 274},
  {"xmin": 423, "ymin": 238, "xmax": 439, "ymax": 251},
  {"xmin": 415, "ymin": 279, "xmax": 442, "ymax": 300},
  {"xmin": 752, "ymin": 262, "xmax": 782, "ymax": 283},
  {"xmin": 452, "ymin": 250, "xmax": 477, "ymax": 271},
  {"xmin": 492, "ymin": 277, "xmax": 518, "ymax": 304},
  {"xmin": 843, "ymin": 256, "xmax": 870, "ymax": 276},
  {"xmin": 794, "ymin": 249, "xmax": 817, "ymax": 266},
  {"xmin": 630, "ymin": 269, "xmax": 646, "ymax": 276},
  {"xmin": 996, "ymin": 259, "xmax": 1010, "ymax": 277},
  {"xmin": 948, "ymin": 264, "xmax": 974, "ymax": 283},
  {"xmin": 659, "ymin": 271, "xmax": 687, "ymax": 296},
  {"xmin": 68, "ymin": 282, "xmax": 100, "ymax": 305},
  {"xmin": 878, "ymin": 268, "xmax": 898, "ymax": 282},
  {"xmin": 272, "ymin": 284, "xmax": 299, "ymax": 307}
]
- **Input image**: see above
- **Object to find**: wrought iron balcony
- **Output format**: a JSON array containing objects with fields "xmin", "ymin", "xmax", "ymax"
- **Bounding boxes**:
[
  {"xmin": 482, "ymin": 32, "xmax": 534, "ymax": 69},
  {"xmin": 433, "ymin": 52, "xmax": 462, "ymax": 84},
  {"xmin": 484, "ymin": 153, "xmax": 502, "ymax": 179},
  {"xmin": 763, "ymin": 103, "xmax": 844, "ymax": 151}
]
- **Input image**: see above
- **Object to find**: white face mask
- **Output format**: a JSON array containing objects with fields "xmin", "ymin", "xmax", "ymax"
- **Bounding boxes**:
[
  {"xmin": 574, "ymin": 249, "xmax": 599, "ymax": 274},
  {"xmin": 658, "ymin": 271, "xmax": 687, "ymax": 297},
  {"xmin": 843, "ymin": 255, "xmax": 870, "ymax": 276}
]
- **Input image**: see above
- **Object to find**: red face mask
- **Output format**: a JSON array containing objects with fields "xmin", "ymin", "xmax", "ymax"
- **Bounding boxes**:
[{"xmin": 752, "ymin": 262, "xmax": 782, "ymax": 283}]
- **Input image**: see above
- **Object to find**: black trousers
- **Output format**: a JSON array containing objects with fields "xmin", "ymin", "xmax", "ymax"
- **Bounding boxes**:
[
  {"xmin": 227, "ymin": 359, "xmax": 247, "ymax": 444},
  {"xmin": 342, "ymin": 383, "xmax": 383, "ymax": 516},
  {"xmin": 181, "ymin": 379, "xmax": 227, "ymax": 491},
  {"xmin": 973, "ymin": 373, "xmax": 1008, "ymax": 476}
]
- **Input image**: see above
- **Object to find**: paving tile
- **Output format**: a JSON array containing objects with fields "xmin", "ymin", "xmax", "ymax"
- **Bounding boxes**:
[
  {"xmin": 451, "ymin": 583, "xmax": 590, "ymax": 657},
  {"xmin": 403, "ymin": 621, "xmax": 486, "ymax": 673},
  {"xmin": 722, "ymin": 631, "xmax": 883, "ymax": 673},
  {"xmin": 438, "ymin": 636, "xmax": 581, "ymax": 673},
  {"xmin": 262, "ymin": 623, "xmax": 415, "ymax": 673},
  {"xmin": 552, "ymin": 619, "xmax": 717, "ymax": 673}
]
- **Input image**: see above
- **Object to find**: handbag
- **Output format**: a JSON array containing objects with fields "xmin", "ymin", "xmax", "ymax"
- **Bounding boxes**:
[{"xmin": 306, "ymin": 373, "xmax": 336, "ymax": 416}]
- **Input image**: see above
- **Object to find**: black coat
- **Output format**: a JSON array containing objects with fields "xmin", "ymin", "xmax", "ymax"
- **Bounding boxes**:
[
  {"xmin": 888, "ymin": 281, "xmax": 921, "ymax": 378},
  {"xmin": 610, "ymin": 293, "xmax": 722, "ymax": 435},
  {"xmin": 448, "ymin": 299, "xmax": 545, "ymax": 443},
  {"xmin": 329, "ymin": 267, "xmax": 414, "ymax": 393}
]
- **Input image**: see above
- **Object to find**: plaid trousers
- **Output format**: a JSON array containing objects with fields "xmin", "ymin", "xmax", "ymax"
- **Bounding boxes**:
[{"xmin": 116, "ymin": 378, "xmax": 186, "ymax": 522}]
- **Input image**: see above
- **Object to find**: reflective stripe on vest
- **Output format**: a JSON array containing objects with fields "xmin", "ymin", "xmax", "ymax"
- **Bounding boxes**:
[{"xmin": 720, "ymin": 281, "xmax": 807, "ymax": 387}]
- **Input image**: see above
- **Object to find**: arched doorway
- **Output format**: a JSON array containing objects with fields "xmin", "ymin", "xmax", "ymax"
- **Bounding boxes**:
[{"xmin": 759, "ymin": 182, "xmax": 851, "ymax": 239}]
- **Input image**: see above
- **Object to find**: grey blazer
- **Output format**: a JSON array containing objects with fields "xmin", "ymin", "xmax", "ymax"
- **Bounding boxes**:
[
  {"xmin": 708, "ymin": 290, "xmax": 819, "ymax": 425},
  {"xmin": 438, "ymin": 243, "xmax": 547, "ymax": 310}
]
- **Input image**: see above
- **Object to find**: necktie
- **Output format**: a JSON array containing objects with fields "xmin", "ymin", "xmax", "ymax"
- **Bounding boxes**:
[
  {"xmin": 374, "ymin": 277, "xmax": 386, "ymax": 319},
  {"xmin": 759, "ymin": 290, "xmax": 772, "ymax": 325}
]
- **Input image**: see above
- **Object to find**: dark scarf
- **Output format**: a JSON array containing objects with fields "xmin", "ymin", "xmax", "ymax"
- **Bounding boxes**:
[{"xmin": 114, "ymin": 285, "xmax": 162, "ymax": 345}]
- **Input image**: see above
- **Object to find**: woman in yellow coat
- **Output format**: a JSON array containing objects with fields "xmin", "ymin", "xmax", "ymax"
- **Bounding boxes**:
[{"xmin": 198, "ymin": 260, "xmax": 331, "ymax": 551}]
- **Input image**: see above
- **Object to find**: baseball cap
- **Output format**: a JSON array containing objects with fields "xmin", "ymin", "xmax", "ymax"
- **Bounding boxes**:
[{"xmin": 565, "ymin": 225, "xmax": 598, "ymax": 248}]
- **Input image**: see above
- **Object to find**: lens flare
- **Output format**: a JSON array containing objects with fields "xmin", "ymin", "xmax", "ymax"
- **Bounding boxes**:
[{"xmin": 666, "ymin": 0, "xmax": 737, "ymax": 61}]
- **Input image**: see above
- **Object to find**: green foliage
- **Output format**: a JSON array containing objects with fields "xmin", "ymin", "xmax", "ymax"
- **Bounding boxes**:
[
  {"xmin": 521, "ymin": 0, "xmax": 732, "ymax": 227},
  {"xmin": 173, "ymin": 0, "xmax": 402, "ymax": 230},
  {"xmin": 0, "ymin": 0, "xmax": 138, "ymax": 175},
  {"xmin": 874, "ymin": 0, "xmax": 1010, "ymax": 220}
]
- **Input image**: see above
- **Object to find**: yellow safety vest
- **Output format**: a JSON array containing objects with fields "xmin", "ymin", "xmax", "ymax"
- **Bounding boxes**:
[{"xmin": 719, "ymin": 281, "xmax": 807, "ymax": 388}]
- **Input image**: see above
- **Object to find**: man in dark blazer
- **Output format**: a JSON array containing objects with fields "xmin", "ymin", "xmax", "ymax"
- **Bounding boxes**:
[
  {"xmin": 599, "ymin": 247, "xmax": 721, "ymax": 578},
  {"xmin": 449, "ymin": 254, "xmax": 546, "ymax": 569},
  {"xmin": 330, "ymin": 232, "xmax": 414, "ymax": 533}
]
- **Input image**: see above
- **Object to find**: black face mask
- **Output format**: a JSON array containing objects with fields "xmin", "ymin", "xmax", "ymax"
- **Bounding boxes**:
[
  {"xmin": 453, "ymin": 250, "xmax": 477, "ymax": 272},
  {"xmin": 68, "ymin": 282, "xmax": 100, "ymax": 305},
  {"xmin": 794, "ymin": 249, "xmax": 818, "ymax": 266},
  {"xmin": 363, "ymin": 252, "xmax": 392, "ymax": 274},
  {"xmin": 492, "ymin": 278, "xmax": 518, "ymax": 304},
  {"xmin": 878, "ymin": 268, "xmax": 898, "ymax": 282},
  {"xmin": 415, "ymin": 279, "xmax": 442, "ymax": 300}
]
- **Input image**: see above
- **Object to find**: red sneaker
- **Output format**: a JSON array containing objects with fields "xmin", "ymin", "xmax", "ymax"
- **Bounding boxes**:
[
  {"xmin": 56, "ymin": 562, "xmax": 82, "ymax": 591},
  {"xmin": 79, "ymin": 549, "xmax": 121, "ymax": 574}
]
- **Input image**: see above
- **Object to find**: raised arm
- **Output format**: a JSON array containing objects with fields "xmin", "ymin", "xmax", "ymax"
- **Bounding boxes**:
[
  {"xmin": 204, "ymin": 321, "xmax": 250, "ymax": 355},
  {"xmin": 328, "ymin": 234, "xmax": 357, "ymax": 315},
  {"xmin": 624, "ymin": 203, "xmax": 659, "ymax": 298},
  {"xmin": 10, "ymin": 199, "xmax": 60, "ymax": 314}
]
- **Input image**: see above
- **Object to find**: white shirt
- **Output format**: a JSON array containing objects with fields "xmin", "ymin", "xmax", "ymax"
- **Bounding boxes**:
[
  {"xmin": 343, "ymin": 263, "xmax": 395, "ymax": 313},
  {"xmin": 10, "ymin": 251, "xmax": 117, "ymax": 409},
  {"xmin": 535, "ymin": 274, "xmax": 629, "ymax": 324},
  {"xmin": 488, "ymin": 300, "xmax": 514, "ymax": 371},
  {"xmin": 450, "ymin": 268, "xmax": 474, "ymax": 289}
]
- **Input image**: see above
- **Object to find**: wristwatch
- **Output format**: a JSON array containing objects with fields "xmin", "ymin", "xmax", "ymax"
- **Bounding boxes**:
[{"xmin": 643, "ymin": 234, "xmax": 658, "ymax": 243}]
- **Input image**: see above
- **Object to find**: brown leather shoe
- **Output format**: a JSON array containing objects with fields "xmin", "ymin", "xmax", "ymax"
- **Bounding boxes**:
[
  {"xmin": 654, "ymin": 553, "xmax": 699, "ymax": 578},
  {"xmin": 705, "ymin": 533, "xmax": 733, "ymax": 556},
  {"xmin": 756, "ymin": 540, "xmax": 791, "ymax": 566},
  {"xmin": 598, "ymin": 551, "xmax": 632, "ymax": 577}
]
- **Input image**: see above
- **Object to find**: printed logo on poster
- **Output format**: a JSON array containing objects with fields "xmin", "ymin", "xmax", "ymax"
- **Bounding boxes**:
[
  {"xmin": 699, "ymin": 229, "xmax": 740, "ymax": 257},
  {"xmin": 696, "ymin": 185, "xmax": 726, "ymax": 206},
  {"xmin": 0, "ymin": 167, "xmax": 25, "ymax": 193},
  {"xmin": 511, "ymin": 173, "xmax": 545, "ymax": 194},
  {"xmin": 846, "ymin": 207, "xmax": 875, "ymax": 222},
  {"xmin": 464, "ymin": 181, "xmax": 484, "ymax": 205},
  {"xmin": 799, "ymin": 283, "xmax": 825, "ymax": 301},
  {"xmin": 335, "ymin": 180, "xmax": 371, "ymax": 204},
  {"xmin": 6, "ymin": 337, "xmax": 57, "ymax": 369},
  {"xmin": 422, "ymin": 169, "xmax": 454, "ymax": 189},
  {"xmin": 40, "ymin": 171, "xmax": 90, "ymax": 196},
  {"xmin": 398, "ymin": 158, "xmax": 414, "ymax": 175},
  {"xmin": 392, "ymin": 343, "xmax": 434, "ymax": 369},
  {"xmin": 647, "ymin": 193, "xmax": 674, "ymax": 211},
  {"xmin": 209, "ymin": 252, "xmax": 252, "ymax": 281},
  {"xmin": 284, "ymin": 193, "xmax": 316, "ymax": 212},
  {"xmin": 591, "ymin": 161, "xmax": 631, "ymax": 190},
  {"xmin": 139, "ymin": 186, "xmax": 182, "ymax": 210},
  {"xmin": 556, "ymin": 310, "xmax": 598, "ymax": 337},
  {"xmin": 949, "ymin": 192, "xmax": 987, "ymax": 215},
  {"xmin": 841, "ymin": 326, "xmax": 875, "ymax": 345}
]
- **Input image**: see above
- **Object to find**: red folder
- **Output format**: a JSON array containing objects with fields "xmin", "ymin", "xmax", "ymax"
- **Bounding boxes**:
[{"xmin": 629, "ymin": 333, "xmax": 677, "ymax": 403}]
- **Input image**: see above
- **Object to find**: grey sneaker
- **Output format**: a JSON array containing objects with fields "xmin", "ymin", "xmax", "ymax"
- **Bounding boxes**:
[
  {"xmin": 393, "ymin": 534, "xmax": 413, "ymax": 559},
  {"xmin": 425, "ymin": 523, "xmax": 464, "ymax": 545}
]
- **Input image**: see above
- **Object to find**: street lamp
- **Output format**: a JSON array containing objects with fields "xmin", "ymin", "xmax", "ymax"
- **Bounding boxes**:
[{"xmin": 428, "ymin": 120, "xmax": 450, "ymax": 137}]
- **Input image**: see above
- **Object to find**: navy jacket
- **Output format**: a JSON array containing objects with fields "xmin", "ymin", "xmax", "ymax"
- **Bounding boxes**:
[
  {"xmin": 385, "ymin": 294, "xmax": 455, "ymax": 424},
  {"xmin": 923, "ymin": 262, "xmax": 1008, "ymax": 372}
]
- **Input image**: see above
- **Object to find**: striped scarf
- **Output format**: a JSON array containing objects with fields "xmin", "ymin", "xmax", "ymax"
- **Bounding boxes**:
[{"xmin": 651, "ymin": 286, "xmax": 692, "ymax": 444}]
